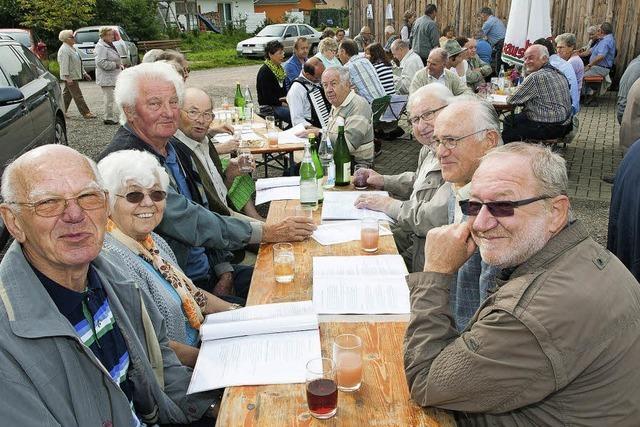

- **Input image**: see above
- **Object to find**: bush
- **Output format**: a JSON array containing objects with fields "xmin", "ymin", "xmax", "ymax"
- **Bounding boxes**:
[
  {"xmin": 93, "ymin": 0, "xmax": 163, "ymax": 41},
  {"xmin": 310, "ymin": 8, "xmax": 348, "ymax": 29}
]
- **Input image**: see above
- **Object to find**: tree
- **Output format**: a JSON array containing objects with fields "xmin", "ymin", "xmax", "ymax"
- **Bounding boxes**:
[
  {"xmin": 18, "ymin": 0, "xmax": 95, "ymax": 32},
  {"xmin": 93, "ymin": 0, "xmax": 163, "ymax": 41},
  {"xmin": 0, "ymin": 0, "xmax": 21, "ymax": 27}
]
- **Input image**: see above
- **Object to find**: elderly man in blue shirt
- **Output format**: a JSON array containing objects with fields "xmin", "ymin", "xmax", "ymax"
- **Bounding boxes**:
[
  {"xmin": 479, "ymin": 6, "xmax": 506, "ymax": 72},
  {"xmin": 584, "ymin": 22, "xmax": 616, "ymax": 95}
]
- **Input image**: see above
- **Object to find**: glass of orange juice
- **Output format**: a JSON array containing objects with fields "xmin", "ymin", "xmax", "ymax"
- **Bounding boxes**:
[
  {"xmin": 360, "ymin": 218, "xmax": 379, "ymax": 253},
  {"xmin": 333, "ymin": 334, "xmax": 363, "ymax": 392},
  {"xmin": 273, "ymin": 243, "xmax": 294, "ymax": 283}
]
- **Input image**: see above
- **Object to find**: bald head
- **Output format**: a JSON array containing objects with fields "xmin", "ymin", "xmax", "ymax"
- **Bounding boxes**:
[
  {"xmin": 523, "ymin": 44, "xmax": 549, "ymax": 73},
  {"xmin": 180, "ymin": 87, "xmax": 214, "ymax": 141},
  {"xmin": 303, "ymin": 56, "xmax": 325, "ymax": 83}
]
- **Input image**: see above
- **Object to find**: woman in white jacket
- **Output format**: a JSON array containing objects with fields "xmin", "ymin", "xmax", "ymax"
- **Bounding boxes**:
[{"xmin": 94, "ymin": 26, "xmax": 124, "ymax": 125}]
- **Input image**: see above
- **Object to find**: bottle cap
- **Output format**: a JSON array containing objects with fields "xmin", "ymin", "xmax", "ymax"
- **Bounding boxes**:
[
  {"xmin": 309, "ymin": 133, "xmax": 315, "ymax": 138},
  {"xmin": 336, "ymin": 117, "xmax": 345, "ymax": 126}
]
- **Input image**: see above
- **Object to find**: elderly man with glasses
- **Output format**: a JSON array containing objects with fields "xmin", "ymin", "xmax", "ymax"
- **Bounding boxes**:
[
  {"xmin": 0, "ymin": 145, "xmax": 219, "ymax": 425},
  {"xmin": 353, "ymin": 83, "xmax": 451, "ymax": 269},
  {"xmin": 404, "ymin": 142, "xmax": 640, "ymax": 425}
]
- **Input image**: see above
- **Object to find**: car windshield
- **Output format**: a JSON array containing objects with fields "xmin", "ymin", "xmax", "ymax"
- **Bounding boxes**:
[
  {"xmin": 257, "ymin": 25, "xmax": 286, "ymax": 37},
  {"xmin": 0, "ymin": 32, "xmax": 30, "ymax": 47},
  {"xmin": 74, "ymin": 30, "xmax": 99, "ymax": 44}
]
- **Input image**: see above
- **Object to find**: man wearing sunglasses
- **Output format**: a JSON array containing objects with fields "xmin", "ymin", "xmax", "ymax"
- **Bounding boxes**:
[{"xmin": 404, "ymin": 143, "xmax": 640, "ymax": 424}]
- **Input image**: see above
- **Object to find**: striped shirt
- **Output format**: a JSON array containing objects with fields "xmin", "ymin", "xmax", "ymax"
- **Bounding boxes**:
[
  {"xmin": 35, "ymin": 264, "xmax": 140, "ymax": 426},
  {"xmin": 345, "ymin": 55, "xmax": 386, "ymax": 102},
  {"xmin": 373, "ymin": 62, "xmax": 396, "ymax": 95}
]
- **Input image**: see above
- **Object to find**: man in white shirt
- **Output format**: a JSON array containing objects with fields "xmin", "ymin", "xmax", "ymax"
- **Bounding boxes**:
[
  {"xmin": 391, "ymin": 39, "xmax": 424, "ymax": 95},
  {"xmin": 286, "ymin": 57, "xmax": 330, "ymax": 128}
]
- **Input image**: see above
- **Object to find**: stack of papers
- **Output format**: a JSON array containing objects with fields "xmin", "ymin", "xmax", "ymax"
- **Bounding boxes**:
[
  {"xmin": 490, "ymin": 94, "xmax": 509, "ymax": 103},
  {"xmin": 255, "ymin": 176, "xmax": 300, "ymax": 205},
  {"xmin": 188, "ymin": 301, "xmax": 321, "ymax": 393},
  {"xmin": 312, "ymin": 221, "xmax": 392, "ymax": 246},
  {"xmin": 312, "ymin": 255, "xmax": 410, "ymax": 314},
  {"xmin": 278, "ymin": 123, "xmax": 307, "ymax": 145},
  {"xmin": 321, "ymin": 191, "xmax": 395, "ymax": 222}
]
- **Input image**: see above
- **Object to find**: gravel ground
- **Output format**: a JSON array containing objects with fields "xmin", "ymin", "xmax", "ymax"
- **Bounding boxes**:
[{"xmin": 64, "ymin": 65, "xmax": 612, "ymax": 246}]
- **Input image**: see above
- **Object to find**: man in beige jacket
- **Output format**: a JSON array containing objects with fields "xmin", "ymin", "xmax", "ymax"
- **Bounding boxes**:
[{"xmin": 404, "ymin": 143, "xmax": 640, "ymax": 425}]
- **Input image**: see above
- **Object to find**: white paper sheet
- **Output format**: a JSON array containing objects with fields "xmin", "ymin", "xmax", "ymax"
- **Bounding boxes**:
[
  {"xmin": 490, "ymin": 94, "xmax": 509, "ymax": 103},
  {"xmin": 255, "ymin": 185, "xmax": 300, "ymax": 205},
  {"xmin": 312, "ymin": 221, "xmax": 392, "ymax": 246},
  {"xmin": 278, "ymin": 123, "xmax": 307, "ymax": 144},
  {"xmin": 321, "ymin": 191, "xmax": 395, "ymax": 222},
  {"xmin": 212, "ymin": 133, "xmax": 234, "ymax": 143},
  {"xmin": 312, "ymin": 255, "xmax": 410, "ymax": 314},
  {"xmin": 200, "ymin": 314, "xmax": 318, "ymax": 341},
  {"xmin": 256, "ymin": 176, "xmax": 301, "ymax": 191}
]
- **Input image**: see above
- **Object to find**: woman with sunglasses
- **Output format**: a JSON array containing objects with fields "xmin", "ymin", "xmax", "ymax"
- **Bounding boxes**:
[{"xmin": 98, "ymin": 150, "xmax": 240, "ymax": 368}]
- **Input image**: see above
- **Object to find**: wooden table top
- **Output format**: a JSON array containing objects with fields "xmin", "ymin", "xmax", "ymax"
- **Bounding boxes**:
[{"xmin": 216, "ymin": 195, "xmax": 456, "ymax": 426}]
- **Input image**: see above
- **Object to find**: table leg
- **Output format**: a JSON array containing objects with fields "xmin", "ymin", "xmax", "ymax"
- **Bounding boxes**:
[{"xmin": 263, "ymin": 154, "xmax": 269, "ymax": 178}]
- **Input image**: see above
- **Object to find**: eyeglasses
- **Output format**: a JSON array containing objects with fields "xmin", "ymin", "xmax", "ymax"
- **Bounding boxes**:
[
  {"xmin": 182, "ymin": 109, "xmax": 214, "ymax": 121},
  {"xmin": 459, "ymin": 195, "xmax": 554, "ymax": 217},
  {"xmin": 7, "ymin": 191, "xmax": 107, "ymax": 217},
  {"xmin": 408, "ymin": 105, "xmax": 447, "ymax": 125},
  {"xmin": 116, "ymin": 190, "xmax": 167, "ymax": 204},
  {"xmin": 432, "ymin": 128, "xmax": 490, "ymax": 149}
]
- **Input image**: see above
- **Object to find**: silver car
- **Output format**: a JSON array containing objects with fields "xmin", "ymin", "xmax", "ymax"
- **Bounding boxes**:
[
  {"xmin": 237, "ymin": 24, "xmax": 321, "ymax": 58},
  {"xmin": 73, "ymin": 25, "xmax": 139, "ymax": 74}
]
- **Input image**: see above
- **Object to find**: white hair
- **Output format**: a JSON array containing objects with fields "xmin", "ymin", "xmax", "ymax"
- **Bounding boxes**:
[
  {"xmin": 385, "ymin": 25, "xmax": 395, "ymax": 34},
  {"xmin": 142, "ymin": 49, "xmax": 164, "ymax": 63},
  {"xmin": 318, "ymin": 37, "xmax": 338, "ymax": 54},
  {"xmin": 114, "ymin": 61, "xmax": 185, "ymax": 125},
  {"xmin": 324, "ymin": 66, "xmax": 351, "ymax": 85},
  {"xmin": 58, "ymin": 30, "xmax": 73, "ymax": 42},
  {"xmin": 447, "ymin": 97, "xmax": 503, "ymax": 145},
  {"xmin": 555, "ymin": 32, "xmax": 577, "ymax": 48},
  {"xmin": 97, "ymin": 150, "xmax": 170, "ymax": 210},
  {"xmin": 407, "ymin": 83, "xmax": 453, "ymax": 114}
]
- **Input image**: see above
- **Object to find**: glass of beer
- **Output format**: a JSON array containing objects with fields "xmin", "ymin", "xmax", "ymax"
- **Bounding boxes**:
[
  {"xmin": 360, "ymin": 218, "xmax": 379, "ymax": 253},
  {"xmin": 333, "ymin": 334, "xmax": 363, "ymax": 392},
  {"xmin": 273, "ymin": 243, "xmax": 294, "ymax": 283},
  {"xmin": 237, "ymin": 147, "xmax": 254, "ymax": 173},
  {"xmin": 353, "ymin": 164, "xmax": 368, "ymax": 190},
  {"xmin": 306, "ymin": 357, "xmax": 338, "ymax": 419}
]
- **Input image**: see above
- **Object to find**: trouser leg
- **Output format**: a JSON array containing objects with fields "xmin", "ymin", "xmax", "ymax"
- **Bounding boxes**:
[
  {"xmin": 67, "ymin": 80, "xmax": 91, "ymax": 116},
  {"xmin": 62, "ymin": 82, "xmax": 72, "ymax": 112},
  {"xmin": 102, "ymin": 86, "xmax": 116, "ymax": 121}
]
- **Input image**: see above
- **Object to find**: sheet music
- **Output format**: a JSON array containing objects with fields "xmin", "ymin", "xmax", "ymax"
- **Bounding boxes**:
[
  {"xmin": 255, "ymin": 185, "xmax": 300, "ymax": 205},
  {"xmin": 312, "ymin": 255, "xmax": 410, "ymax": 314},
  {"xmin": 256, "ymin": 176, "xmax": 300, "ymax": 191},
  {"xmin": 321, "ymin": 191, "xmax": 395, "ymax": 222},
  {"xmin": 278, "ymin": 123, "xmax": 307, "ymax": 144},
  {"xmin": 312, "ymin": 221, "xmax": 392, "ymax": 246}
]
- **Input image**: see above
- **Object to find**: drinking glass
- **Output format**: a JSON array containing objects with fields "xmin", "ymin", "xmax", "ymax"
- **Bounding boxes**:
[
  {"xmin": 221, "ymin": 96, "xmax": 231, "ymax": 110},
  {"xmin": 266, "ymin": 115, "xmax": 278, "ymax": 146},
  {"xmin": 237, "ymin": 147, "xmax": 254, "ymax": 173},
  {"xmin": 360, "ymin": 218, "xmax": 379, "ymax": 253},
  {"xmin": 273, "ymin": 242, "xmax": 295, "ymax": 283},
  {"xmin": 305, "ymin": 357, "xmax": 338, "ymax": 419},
  {"xmin": 333, "ymin": 334, "xmax": 363, "ymax": 392},
  {"xmin": 353, "ymin": 164, "xmax": 369, "ymax": 190}
]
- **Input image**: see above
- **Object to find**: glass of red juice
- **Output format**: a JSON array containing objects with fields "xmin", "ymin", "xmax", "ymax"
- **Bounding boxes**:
[
  {"xmin": 353, "ymin": 164, "xmax": 368, "ymax": 190},
  {"xmin": 305, "ymin": 357, "xmax": 338, "ymax": 419}
]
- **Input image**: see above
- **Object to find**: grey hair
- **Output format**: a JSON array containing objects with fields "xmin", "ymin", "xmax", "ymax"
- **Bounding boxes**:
[
  {"xmin": 600, "ymin": 22, "xmax": 613, "ymax": 34},
  {"xmin": 318, "ymin": 37, "xmax": 338, "ymax": 54},
  {"xmin": 448, "ymin": 97, "xmax": 504, "ymax": 145},
  {"xmin": 384, "ymin": 25, "xmax": 395, "ymax": 34},
  {"xmin": 407, "ymin": 83, "xmax": 453, "ymax": 114},
  {"xmin": 529, "ymin": 44, "xmax": 549, "ymax": 59},
  {"xmin": 142, "ymin": 49, "xmax": 164, "ymax": 63},
  {"xmin": 58, "ymin": 30, "xmax": 73, "ymax": 42},
  {"xmin": 480, "ymin": 142, "xmax": 568, "ymax": 196},
  {"xmin": 587, "ymin": 25, "xmax": 598, "ymax": 35},
  {"xmin": 555, "ymin": 33, "xmax": 577, "ymax": 48},
  {"xmin": 391, "ymin": 39, "xmax": 410, "ymax": 50},
  {"xmin": 324, "ymin": 66, "xmax": 351, "ymax": 85},
  {"xmin": 114, "ymin": 61, "xmax": 185, "ymax": 125},
  {"xmin": 97, "ymin": 150, "xmax": 170, "ymax": 210},
  {"xmin": 429, "ymin": 47, "xmax": 448, "ymax": 62},
  {"xmin": 99, "ymin": 26, "xmax": 113, "ymax": 38}
]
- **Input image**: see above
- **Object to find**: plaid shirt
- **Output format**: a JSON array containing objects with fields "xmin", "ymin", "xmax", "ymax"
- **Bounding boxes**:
[
  {"xmin": 345, "ymin": 55, "xmax": 386, "ymax": 102},
  {"xmin": 508, "ymin": 63, "xmax": 572, "ymax": 124}
]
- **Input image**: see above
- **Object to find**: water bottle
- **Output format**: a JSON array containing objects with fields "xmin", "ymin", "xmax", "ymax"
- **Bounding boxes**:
[
  {"xmin": 243, "ymin": 86, "xmax": 254, "ymax": 124},
  {"xmin": 498, "ymin": 65, "xmax": 505, "ymax": 91},
  {"xmin": 299, "ymin": 141, "xmax": 318, "ymax": 210},
  {"xmin": 318, "ymin": 128, "xmax": 335, "ymax": 189}
]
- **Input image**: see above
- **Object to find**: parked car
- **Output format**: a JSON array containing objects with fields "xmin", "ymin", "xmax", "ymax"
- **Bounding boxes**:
[
  {"xmin": 237, "ymin": 24, "xmax": 321, "ymax": 58},
  {"xmin": 0, "ymin": 39, "xmax": 68, "ymax": 251},
  {"xmin": 0, "ymin": 28, "xmax": 47, "ymax": 61},
  {"xmin": 73, "ymin": 25, "xmax": 139, "ymax": 73}
]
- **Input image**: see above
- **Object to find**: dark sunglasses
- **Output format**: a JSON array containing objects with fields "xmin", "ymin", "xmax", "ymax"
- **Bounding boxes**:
[
  {"xmin": 459, "ymin": 195, "xmax": 554, "ymax": 217},
  {"xmin": 116, "ymin": 190, "xmax": 167, "ymax": 204}
]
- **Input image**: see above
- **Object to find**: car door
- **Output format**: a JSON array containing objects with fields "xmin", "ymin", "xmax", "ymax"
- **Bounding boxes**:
[
  {"xmin": 0, "ymin": 45, "xmax": 35, "ymax": 167},
  {"xmin": 283, "ymin": 25, "xmax": 299, "ymax": 55},
  {"xmin": 11, "ymin": 45, "xmax": 54, "ymax": 146},
  {"xmin": 118, "ymin": 27, "xmax": 138, "ymax": 65}
]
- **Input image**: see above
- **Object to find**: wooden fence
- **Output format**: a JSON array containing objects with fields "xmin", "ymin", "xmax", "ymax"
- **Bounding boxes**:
[{"xmin": 348, "ymin": 0, "xmax": 640, "ymax": 80}]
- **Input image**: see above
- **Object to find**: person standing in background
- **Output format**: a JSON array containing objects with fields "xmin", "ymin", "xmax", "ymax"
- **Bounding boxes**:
[
  {"xmin": 57, "ymin": 29, "xmax": 96, "ymax": 119},
  {"xmin": 401, "ymin": 11, "xmax": 416, "ymax": 43},
  {"xmin": 411, "ymin": 4, "xmax": 440, "ymax": 64},
  {"xmin": 94, "ymin": 26, "xmax": 123, "ymax": 125}
]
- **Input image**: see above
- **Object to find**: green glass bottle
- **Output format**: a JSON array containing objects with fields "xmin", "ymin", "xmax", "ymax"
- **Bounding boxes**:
[
  {"xmin": 333, "ymin": 117, "xmax": 351, "ymax": 186},
  {"xmin": 309, "ymin": 133, "xmax": 324, "ymax": 203},
  {"xmin": 234, "ymin": 82, "xmax": 245, "ymax": 120},
  {"xmin": 299, "ymin": 141, "xmax": 318, "ymax": 210}
]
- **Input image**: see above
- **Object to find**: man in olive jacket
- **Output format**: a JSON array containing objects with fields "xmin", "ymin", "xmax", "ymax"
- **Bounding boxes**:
[{"xmin": 404, "ymin": 143, "xmax": 640, "ymax": 425}]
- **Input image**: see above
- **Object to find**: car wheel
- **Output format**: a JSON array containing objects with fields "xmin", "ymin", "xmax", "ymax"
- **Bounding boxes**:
[{"xmin": 54, "ymin": 115, "xmax": 68, "ymax": 145}]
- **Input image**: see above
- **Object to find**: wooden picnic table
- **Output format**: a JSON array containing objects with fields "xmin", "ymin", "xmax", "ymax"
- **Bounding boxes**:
[{"xmin": 216, "ymin": 193, "xmax": 456, "ymax": 426}]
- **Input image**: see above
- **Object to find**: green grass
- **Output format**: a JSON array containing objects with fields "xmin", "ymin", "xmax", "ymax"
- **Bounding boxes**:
[{"xmin": 181, "ymin": 32, "xmax": 262, "ymax": 70}]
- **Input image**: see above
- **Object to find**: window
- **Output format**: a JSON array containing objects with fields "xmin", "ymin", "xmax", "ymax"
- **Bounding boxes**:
[
  {"xmin": 218, "ymin": 3, "xmax": 232, "ymax": 24},
  {"xmin": 298, "ymin": 25, "xmax": 314, "ymax": 36},
  {"xmin": 16, "ymin": 45, "xmax": 47, "ymax": 76},
  {"xmin": 285, "ymin": 26, "xmax": 299, "ymax": 37},
  {"xmin": 0, "ymin": 67, "xmax": 10, "ymax": 86},
  {"xmin": 119, "ymin": 28, "xmax": 130, "ymax": 41},
  {"xmin": 74, "ymin": 30, "xmax": 99, "ymax": 44},
  {"xmin": 0, "ymin": 45, "xmax": 35, "ymax": 87}
]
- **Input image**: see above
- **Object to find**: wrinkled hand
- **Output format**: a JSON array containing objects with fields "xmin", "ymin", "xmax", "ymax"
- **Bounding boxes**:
[
  {"xmin": 424, "ymin": 223, "xmax": 477, "ymax": 274},
  {"xmin": 351, "ymin": 168, "xmax": 384, "ymax": 189},
  {"xmin": 83, "ymin": 72, "xmax": 92, "ymax": 81},
  {"xmin": 295, "ymin": 126, "xmax": 321, "ymax": 138},
  {"xmin": 213, "ymin": 272, "xmax": 234, "ymax": 296},
  {"xmin": 214, "ymin": 139, "xmax": 240, "ymax": 155},
  {"xmin": 354, "ymin": 194, "xmax": 394, "ymax": 213},
  {"xmin": 224, "ymin": 158, "xmax": 243, "ymax": 180},
  {"xmin": 263, "ymin": 216, "xmax": 316, "ymax": 242}
]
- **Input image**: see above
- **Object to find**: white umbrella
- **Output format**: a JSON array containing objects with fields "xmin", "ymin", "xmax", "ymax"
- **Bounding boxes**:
[{"xmin": 501, "ymin": 0, "xmax": 552, "ymax": 66}]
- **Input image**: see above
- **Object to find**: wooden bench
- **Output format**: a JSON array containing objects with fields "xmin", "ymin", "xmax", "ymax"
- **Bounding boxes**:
[
  {"xmin": 136, "ymin": 39, "xmax": 189, "ymax": 53},
  {"xmin": 583, "ymin": 75, "xmax": 605, "ymax": 106}
]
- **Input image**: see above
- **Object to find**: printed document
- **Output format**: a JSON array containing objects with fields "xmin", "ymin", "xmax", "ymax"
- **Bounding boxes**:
[
  {"xmin": 312, "ymin": 221, "xmax": 392, "ymax": 246},
  {"xmin": 321, "ymin": 191, "xmax": 395, "ymax": 222},
  {"xmin": 255, "ymin": 176, "xmax": 300, "ymax": 204}
]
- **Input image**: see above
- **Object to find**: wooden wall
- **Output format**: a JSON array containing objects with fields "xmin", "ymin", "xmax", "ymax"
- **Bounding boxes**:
[{"xmin": 348, "ymin": 0, "xmax": 640, "ymax": 80}]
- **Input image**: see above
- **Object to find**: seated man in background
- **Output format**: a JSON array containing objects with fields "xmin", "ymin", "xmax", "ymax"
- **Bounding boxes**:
[
  {"xmin": 99, "ymin": 62, "xmax": 315, "ymax": 297},
  {"xmin": 409, "ymin": 47, "xmax": 472, "ymax": 96},
  {"xmin": 287, "ymin": 57, "xmax": 330, "ymax": 129},
  {"xmin": 391, "ymin": 39, "xmax": 424, "ymax": 95},
  {"xmin": 504, "ymin": 45, "xmax": 572, "ymax": 142},
  {"xmin": 0, "ymin": 145, "xmax": 218, "ymax": 425},
  {"xmin": 322, "ymin": 66, "xmax": 374, "ymax": 167},
  {"xmin": 583, "ymin": 22, "xmax": 616, "ymax": 95},
  {"xmin": 404, "ymin": 143, "xmax": 640, "ymax": 425},
  {"xmin": 339, "ymin": 39, "xmax": 386, "ymax": 103},
  {"xmin": 533, "ymin": 38, "xmax": 580, "ymax": 115},
  {"xmin": 459, "ymin": 37, "xmax": 493, "ymax": 91},
  {"xmin": 283, "ymin": 37, "xmax": 309, "ymax": 90},
  {"xmin": 353, "ymin": 26, "xmax": 374, "ymax": 52},
  {"xmin": 353, "ymin": 83, "xmax": 451, "ymax": 268}
]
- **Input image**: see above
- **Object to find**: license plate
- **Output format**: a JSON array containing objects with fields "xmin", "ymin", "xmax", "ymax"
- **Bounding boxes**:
[
  {"xmin": 242, "ymin": 48, "xmax": 252, "ymax": 54},
  {"xmin": 86, "ymin": 48, "xmax": 94, "ymax": 54}
]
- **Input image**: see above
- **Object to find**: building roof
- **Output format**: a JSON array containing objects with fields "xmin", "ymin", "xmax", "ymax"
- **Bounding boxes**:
[{"xmin": 253, "ymin": 0, "xmax": 300, "ymax": 5}]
